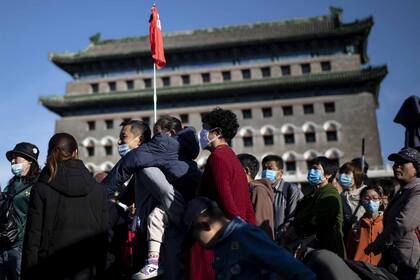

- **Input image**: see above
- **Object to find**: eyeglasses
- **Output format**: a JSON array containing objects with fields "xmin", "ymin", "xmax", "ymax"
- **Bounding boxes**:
[{"xmin": 362, "ymin": 196, "xmax": 380, "ymax": 202}]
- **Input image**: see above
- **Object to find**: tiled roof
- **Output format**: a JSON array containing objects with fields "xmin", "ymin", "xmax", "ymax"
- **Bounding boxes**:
[
  {"xmin": 49, "ymin": 14, "xmax": 373, "ymax": 64},
  {"xmin": 40, "ymin": 66, "xmax": 387, "ymax": 116}
]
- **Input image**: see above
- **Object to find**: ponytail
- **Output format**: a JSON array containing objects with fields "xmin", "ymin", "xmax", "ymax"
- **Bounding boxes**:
[
  {"xmin": 47, "ymin": 147, "xmax": 60, "ymax": 183},
  {"xmin": 46, "ymin": 133, "xmax": 78, "ymax": 183}
]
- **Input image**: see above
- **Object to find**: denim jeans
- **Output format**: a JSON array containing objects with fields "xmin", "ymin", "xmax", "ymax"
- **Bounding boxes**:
[{"xmin": 0, "ymin": 247, "xmax": 21, "ymax": 280}]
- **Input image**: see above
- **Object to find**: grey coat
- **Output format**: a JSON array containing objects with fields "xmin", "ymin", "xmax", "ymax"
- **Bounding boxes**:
[{"xmin": 370, "ymin": 177, "xmax": 420, "ymax": 269}]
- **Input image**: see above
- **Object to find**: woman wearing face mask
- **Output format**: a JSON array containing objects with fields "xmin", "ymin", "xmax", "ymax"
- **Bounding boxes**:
[
  {"xmin": 0, "ymin": 142, "xmax": 40, "ymax": 280},
  {"xmin": 337, "ymin": 162, "xmax": 365, "ymax": 241},
  {"xmin": 365, "ymin": 148, "xmax": 420, "ymax": 280},
  {"xmin": 21, "ymin": 133, "xmax": 108, "ymax": 280},
  {"xmin": 347, "ymin": 185, "xmax": 384, "ymax": 265},
  {"xmin": 190, "ymin": 108, "xmax": 256, "ymax": 280},
  {"xmin": 287, "ymin": 156, "xmax": 345, "ymax": 258}
]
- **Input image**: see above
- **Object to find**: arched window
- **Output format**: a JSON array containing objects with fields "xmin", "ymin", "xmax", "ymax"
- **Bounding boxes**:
[
  {"xmin": 86, "ymin": 140, "xmax": 95, "ymax": 157},
  {"xmin": 324, "ymin": 122, "xmax": 338, "ymax": 142},
  {"xmin": 282, "ymin": 125, "xmax": 295, "ymax": 144},
  {"xmin": 325, "ymin": 149, "xmax": 342, "ymax": 166},
  {"xmin": 103, "ymin": 138, "xmax": 114, "ymax": 156},
  {"xmin": 303, "ymin": 123, "xmax": 316, "ymax": 143},
  {"xmin": 261, "ymin": 127, "xmax": 274, "ymax": 146},
  {"xmin": 304, "ymin": 150, "xmax": 319, "ymax": 170},
  {"xmin": 283, "ymin": 152, "xmax": 297, "ymax": 173},
  {"xmin": 104, "ymin": 163, "xmax": 113, "ymax": 172},
  {"xmin": 242, "ymin": 129, "xmax": 253, "ymax": 147},
  {"xmin": 85, "ymin": 163, "xmax": 96, "ymax": 176}
]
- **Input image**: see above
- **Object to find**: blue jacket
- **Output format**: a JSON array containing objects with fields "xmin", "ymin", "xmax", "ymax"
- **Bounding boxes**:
[
  {"xmin": 213, "ymin": 217, "xmax": 316, "ymax": 280},
  {"xmin": 103, "ymin": 127, "xmax": 201, "ymax": 200}
]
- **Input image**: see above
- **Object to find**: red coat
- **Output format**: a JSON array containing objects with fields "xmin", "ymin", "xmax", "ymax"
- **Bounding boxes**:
[{"xmin": 189, "ymin": 145, "xmax": 256, "ymax": 280}]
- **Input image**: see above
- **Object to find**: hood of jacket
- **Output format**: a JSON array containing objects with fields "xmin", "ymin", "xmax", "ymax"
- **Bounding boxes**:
[
  {"xmin": 176, "ymin": 127, "xmax": 200, "ymax": 160},
  {"xmin": 146, "ymin": 133, "xmax": 180, "ymax": 155},
  {"xmin": 249, "ymin": 179, "xmax": 275, "ymax": 203},
  {"xmin": 39, "ymin": 159, "xmax": 96, "ymax": 197}
]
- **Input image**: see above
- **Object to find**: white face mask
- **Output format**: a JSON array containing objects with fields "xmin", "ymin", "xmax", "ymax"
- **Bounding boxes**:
[{"xmin": 198, "ymin": 129, "xmax": 219, "ymax": 150}]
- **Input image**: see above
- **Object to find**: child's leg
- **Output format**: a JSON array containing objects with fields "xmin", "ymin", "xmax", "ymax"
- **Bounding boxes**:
[
  {"xmin": 133, "ymin": 206, "xmax": 168, "ymax": 279},
  {"xmin": 146, "ymin": 205, "xmax": 168, "ymax": 258}
]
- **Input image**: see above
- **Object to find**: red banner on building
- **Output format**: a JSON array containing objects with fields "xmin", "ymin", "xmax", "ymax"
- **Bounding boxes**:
[{"xmin": 149, "ymin": 4, "xmax": 166, "ymax": 69}]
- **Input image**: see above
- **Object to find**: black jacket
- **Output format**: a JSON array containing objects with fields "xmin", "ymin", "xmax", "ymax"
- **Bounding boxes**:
[
  {"xmin": 22, "ymin": 159, "xmax": 108, "ymax": 280},
  {"xmin": 103, "ymin": 128, "xmax": 201, "ymax": 201}
]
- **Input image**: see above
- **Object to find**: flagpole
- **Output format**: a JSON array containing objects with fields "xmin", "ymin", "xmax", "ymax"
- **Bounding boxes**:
[{"xmin": 153, "ymin": 63, "xmax": 157, "ymax": 124}]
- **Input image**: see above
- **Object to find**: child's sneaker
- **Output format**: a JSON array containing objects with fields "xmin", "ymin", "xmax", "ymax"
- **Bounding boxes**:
[{"xmin": 132, "ymin": 262, "xmax": 161, "ymax": 280}]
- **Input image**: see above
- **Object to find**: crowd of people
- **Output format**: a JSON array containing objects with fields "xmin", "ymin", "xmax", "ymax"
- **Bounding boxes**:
[{"xmin": 0, "ymin": 107, "xmax": 419, "ymax": 280}]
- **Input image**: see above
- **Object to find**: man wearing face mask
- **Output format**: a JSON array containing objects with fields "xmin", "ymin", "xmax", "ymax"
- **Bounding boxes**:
[
  {"xmin": 98, "ymin": 119, "xmax": 151, "ymax": 279},
  {"xmin": 261, "ymin": 155, "xmax": 303, "ymax": 242},
  {"xmin": 288, "ymin": 156, "xmax": 345, "ymax": 258},
  {"xmin": 102, "ymin": 116, "xmax": 201, "ymax": 280},
  {"xmin": 1, "ymin": 142, "xmax": 40, "ymax": 280}
]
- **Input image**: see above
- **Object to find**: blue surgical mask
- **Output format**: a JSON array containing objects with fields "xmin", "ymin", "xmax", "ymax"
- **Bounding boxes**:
[
  {"xmin": 118, "ymin": 144, "xmax": 131, "ymax": 157},
  {"xmin": 199, "ymin": 129, "xmax": 218, "ymax": 150},
  {"xmin": 307, "ymin": 169, "xmax": 323, "ymax": 185},
  {"xmin": 11, "ymin": 163, "xmax": 24, "ymax": 177},
  {"xmin": 363, "ymin": 200, "xmax": 380, "ymax": 213},
  {"xmin": 261, "ymin": 170, "xmax": 278, "ymax": 183},
  {"xmin": 338, "ymin": 174, "xmax": 353, "ymax": 190}
]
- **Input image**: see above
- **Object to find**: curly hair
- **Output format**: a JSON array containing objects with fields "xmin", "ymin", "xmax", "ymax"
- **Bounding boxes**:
[{"xmin": 201, "ymin": 107, "xmax": 239, "ymax": 141}]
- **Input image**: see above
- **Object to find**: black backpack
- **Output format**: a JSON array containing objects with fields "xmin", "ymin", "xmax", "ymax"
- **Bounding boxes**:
[
  {"xmin": 345, "ymin": 260, "xmax": 399, "ymax": 280},
  {"xmin": 0, "ymin": 191, "xmax": 19, "ymax": 248}
]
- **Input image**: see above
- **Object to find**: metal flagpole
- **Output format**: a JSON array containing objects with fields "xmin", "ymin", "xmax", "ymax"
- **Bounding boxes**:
[
  {"xmin": 361, "ymin": 138, "xmax": 365, "ymax": 182},
  {"xmin": 153, "ymin": 63, "xmax": 157, "ymax": 124}
]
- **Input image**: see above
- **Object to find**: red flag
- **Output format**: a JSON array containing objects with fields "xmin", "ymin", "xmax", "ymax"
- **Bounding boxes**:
[{"xmin": 149, "ymin": 4, "xmax": 166, "ymax": 69}]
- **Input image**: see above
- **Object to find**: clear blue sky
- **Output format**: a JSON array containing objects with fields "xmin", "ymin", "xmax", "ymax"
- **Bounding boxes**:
[{"xmin": 0, "ymin": 0, "xmax": 418, "ymax": 187}]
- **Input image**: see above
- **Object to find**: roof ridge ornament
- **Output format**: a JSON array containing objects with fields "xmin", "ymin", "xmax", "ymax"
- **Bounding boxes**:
[
  {"xmin": 89, "ymin": 32, "xmax": 101, "ymax": 45},
  {"xmin": 329, "ymin": 6, "xmax": 343, "ymax": 26}
]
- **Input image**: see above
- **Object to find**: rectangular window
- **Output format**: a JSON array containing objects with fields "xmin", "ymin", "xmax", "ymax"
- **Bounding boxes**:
[
  {"xmin": 242, "ymin": 109, "xmax": 252, "ymax": 119},
  {"xmin": 242, "ymin": 69, "xmax": 251, "ymax": 80},
  {"xmin": 222, "ymin": 71, "xmax": 231, "ymax": 81},
  {"xmin": 284, "ymin": 134, "xmax": 295, "ymax": 144},
  {"xmin": 303, "ymin": 104, "xmax": 314, "ymax": 114},
  {"xmin": 162, "ymin": 77, "xmax": 170, "ymax": 87},
  {"xmin": 201, "ymin": 73, "xmax": 210, "ymax": 83},
  {"xmin": 144, "ymin": 78, "xmax": 152, "ymax": 88},
  {"xmin": 281, "ymin": 65, "xmax": 291, "ymax": 76},
  {"xmin": 324, "ymin": 102, "xmax": 336, "ymax": 113},
  {"xmin": 105, "ymin": 146, "xmax": 113, "ymax": 156},
  {"xmin": 261, "ymin": 67, "xmax": 271, "ymax": 78},
  {"xmin": 305, "ymin": 132, "xmax": 316, "ymax": 143},
  {"xmin": 301, "ymin": 63, "xmax": 311, "ymax": 74},
  {"xmin": 105, "ymin": 120, "xmax": 113, "ymax": 130},
  {"xmin": 126, "ymin": 80, "xmax": 134, "ymax": 90},
  {"xmin": 243, "ymin": 137, "xmax": 253, "ymax": 147},
  {"xmin": 87, "ymin": 121, "xmax": 95, "ymax": 131},
  {"xmin": 91, "ymin": 83, "xmax": 99, "ymax": 93},
  {"xmin": 180, "ymin": 114, "xmax": 189, "ymax": 123},
  {"xmin": 321, "ymin": 61, "xmax": 331, "ymax": 72},
  {"xmin": 109, "ymin": 82, "xmax": 116, "ymax": 92},
  {"xmin": 263, "ymin": 135, "xmax": 274, "ymax": 146},
  {"xmin": 327, "ymin": 131, "xmax": 338, "ymax": 142},
  {"xmin": 181, "ymin": 75, "xmax": 190, "ymax": 85},
  {"xmin": 282, "ymin": 106, "xmax": 293, "ymax": 116},
  {"xmin": 262, "ymin": 107, "xmax": 272, "ymax": 118}
]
